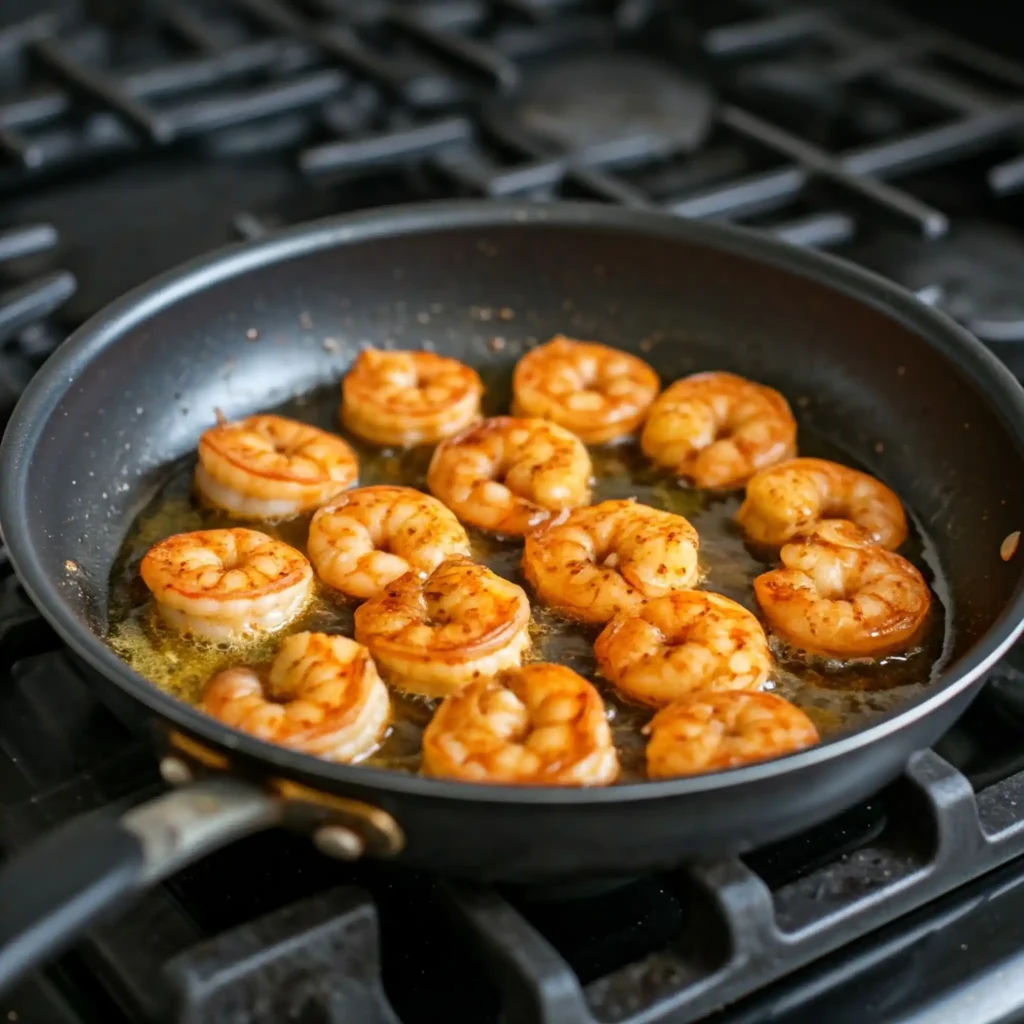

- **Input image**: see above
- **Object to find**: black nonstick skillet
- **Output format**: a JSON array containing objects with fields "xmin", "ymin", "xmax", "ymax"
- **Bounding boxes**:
[{"xmin": 1, "ymin": 201, "xmax": 1023, "ymax": 992}]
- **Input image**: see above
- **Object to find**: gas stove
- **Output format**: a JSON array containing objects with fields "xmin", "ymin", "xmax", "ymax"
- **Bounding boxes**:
[{"xmin": 5, "ymin": 2, "xmax": 1024, "ymax": 1022}]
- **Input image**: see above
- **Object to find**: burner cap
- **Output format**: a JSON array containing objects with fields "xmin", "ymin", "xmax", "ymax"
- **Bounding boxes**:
[
  {"xmin": 861, "ymin": 223, "xmax": 1024, "ymax": 344},
  {"xmin": 492, "ymin": 54, "xmax": 716, "ymax": 156}
]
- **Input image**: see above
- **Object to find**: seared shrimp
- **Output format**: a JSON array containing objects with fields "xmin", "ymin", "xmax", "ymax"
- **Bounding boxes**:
[
  {"xmin": 354, "ymin": 556, "xmax": 531, "ymax": 697},
  {"xmin": 426, "ymin": 417, "xmax": 592, "ymax": 535},
  {"xmin": 737, "ymin": 458, "xmax": 907, "ymax": 549},
  {"xmin": 646, "ymin": 691, "xmax": 818, "ymax": 778},
  {"xmin": 641, "ymin": 372, "xmax": 796, "ymax": 489},
  {"xmin": 308, "ymin": 485, "xmax": 470, "ymax": 600},
  {"xmin": 594, "ymin": 591, "xmax": 772, "ymax": 706},
  {"xmin": 341, "ymin": 348, "xmax": 483, "ymax": 446},
  {"xmin": 522, "ymin": 499, "xmax": 699, "ymax": 623},
  {"xmin": 196, "ymin": 413, "xmax": 357, "ymax": 519},
  {"xmin": 200, "ymin": 632, "xmax": 390, "ymax": 762},
  {"xmin": 422, "ymin": 663, "xmax": 619, "ymax": 785},
  {"xmin": 140, "ymin": 529, "xmax": 313, "ymax": 640},
  {"xmin": 512, "ymin": 336, "xmax": 659, "ymax": 444},
  {"xmin": 754, "ymin": 520, "xmax": 931, "ymax": 658}
]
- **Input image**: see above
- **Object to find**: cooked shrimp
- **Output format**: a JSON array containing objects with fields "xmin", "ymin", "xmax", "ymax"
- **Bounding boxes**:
[
  {"xmin": 645, "ymin": 691, "xmax": 818, "ymax": 778},
  {"xmin": 426, "ymin": 417, "xmax": 592, "ymax": 535},
  {"xmin": 140, "ymin": 529, "xmax": 313, "ymax": 640},
  {"xmin": 641, "ymin": 372, "xmax": 796, "ymax": 489},
  {"xmin": 737, "ymin": 457, "xmax": 907, "ymax": 549},
  {"xmin": 512, "ymin": 335, "xmax": 659, "ymax": 444},
  {"xmin": 200, "ymin": 632, "xmax": 390, "ymax": 762},
  {"xmin": 421, "ymin": 663, "xmax": 619, "ymax": 785},
  {"xmin": 341, "ymin": 348, "xmax": 483, "ymax": 446},
  {"xmin": 522, "ymin": 499, "xmax": 699, "ymax": 623},
  {"xmin": 594, "ymin": 591, "xmax": 772, "ymax": 706},
  {"xmin": 753, "ymin": 520, "xmax": 931, "ymax": 658},
  {"xmin": 354, "ymin": 556, "xmax": 531, "ymax": 697},
  {"xmin": 195, "ymin": 414, "xmax": 358, "ymax": 520},
  {"xmin": 308, "ymin": 485, "xmax": 470, "ymax": 600}
]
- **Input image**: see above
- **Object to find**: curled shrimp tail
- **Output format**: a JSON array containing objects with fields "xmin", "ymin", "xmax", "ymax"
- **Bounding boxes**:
[
  {"xmin": 140, "ymin": 528, "xmax": 313, "ymax": 640},
  {"xmin": 754, "ymin": 521, "xmax": 931, "ymax": 659},
  {"xmin": 309, "ymin": 485, "xmax": 470, "ymax": 599},
  {"xmin": 200, "ymin": 632, "xmax": 391, "ymax": 762},
  {"xmin": 522, "ymin": 499, "xmax": 699, "ymax": 623},
  {"xmin": 354, "ymin": 556, "xmax": 532, "ymax": 696},
  {"xmin": 427, "ymin": 416, "xmax": 592, "ymax": 535},
  {"xmin": 645, "ymin": 691, "xmax": 819, "ymax": 778},
  {"xmin": 196, "ymin": 413, "xmax": 357, "ymax": 519},
  {"xmin": 512, "ymin": 336, "xmax": 659, "ymax": 444},
  {"xmin": 342, "ymin": 349, "xmax": 483, "ymax": 446},
  {"xmin": 422, "ymin": 663, "xmax": 619, "ymax": 785},
  {"xmin": 738, "ymin": 458, "xmax": 907, "ymax": 549},
  {"xmin": 641, "ymin": 372, "xmax": 796, "ymax": 489},
  {"xmin": 595, "ymin": 590, "xmax": 772, "ymax": 705}
]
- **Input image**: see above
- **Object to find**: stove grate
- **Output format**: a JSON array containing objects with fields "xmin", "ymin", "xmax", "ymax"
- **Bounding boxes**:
[{"xmin": 0, "ymin": 222, "xmax": 74, "ymax": 420}]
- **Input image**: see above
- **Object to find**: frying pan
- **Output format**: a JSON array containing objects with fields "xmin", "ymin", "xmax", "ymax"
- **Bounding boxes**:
[{"xmin": 1, "ymin": 201, "xmax": 1024, "ymax": 992}]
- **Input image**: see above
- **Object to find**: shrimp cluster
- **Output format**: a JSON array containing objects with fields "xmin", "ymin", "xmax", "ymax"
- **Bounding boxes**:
[
  {"xmin": 124, "ymin": 330, "xmax": 949, "ymax": 786},
  {"xmin": 427, "ymin": 417, "xmax": 592, "ymax": 535},
  {"xmin": 354, "ymin": 557, "xmax": 531, "ymax": 697},
  {"xmin": 196, "ymin": 413, "xmax": 357, "ymax": 519},
  {"xmin": 308, "ymin": 486, "xmax": 470, "ymax": 599},
  {"xmin": 738, "ymin": 458, "xmax": 907, "ymax": 549},
  {"xmin": 140, "ymin": 528, "xmax": 313, "ymax": 640},
  {"xmin": 753, "ymin": 520, "xmax": 931, "ymax": 658},
  {"xmin": 201, "ymin": 632, "xmax": 390, "ymax": 762},
  {"xmin": 523, "ymin": 499, "xmax": 700, "ymax": 623},
  {"xmin": 422, "ymin": 664, "xmax": 619, "ymax": 785},
  {"xmin": 641, "ymin": 372, "xmax": 796, "ymax": 489},
  {"xmin": 342, "ymin": 348, "xmax": 483, "ymax": 446},
  {"xmin": 512, "ymin": 336, "xmax": 659, "ymax": 444}
]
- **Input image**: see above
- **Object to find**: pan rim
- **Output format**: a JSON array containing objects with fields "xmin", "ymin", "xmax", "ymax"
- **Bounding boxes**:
[{"xmin": 3, "ymin": 198, "xmax": 1024, "ymax": 806}]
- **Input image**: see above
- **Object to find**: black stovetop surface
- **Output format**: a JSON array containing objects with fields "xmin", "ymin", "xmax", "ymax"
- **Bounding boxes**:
[{"xmin": 5, "ymin": 2, "xmax": 1024, "ymax": 1022}]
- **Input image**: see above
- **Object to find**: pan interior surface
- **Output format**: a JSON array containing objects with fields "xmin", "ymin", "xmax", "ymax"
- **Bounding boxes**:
[{"xmin": 5, "ymin": 203, "xmax": 1024, "ymax": 802}]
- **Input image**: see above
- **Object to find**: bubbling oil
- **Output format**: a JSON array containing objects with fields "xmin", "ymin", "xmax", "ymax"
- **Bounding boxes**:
[{"xmin": 107, "ymin": 380, "xmax": 952, "ymax": 782}]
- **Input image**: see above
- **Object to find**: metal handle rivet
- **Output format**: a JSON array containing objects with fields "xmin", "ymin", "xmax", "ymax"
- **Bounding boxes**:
[
  {"xmin": 159, "ymin": 756, "xmax": 193, "ymax": 786},
  {"xmin": 313, "ymin": 825, "xmax": 365, "ymax": 861}
]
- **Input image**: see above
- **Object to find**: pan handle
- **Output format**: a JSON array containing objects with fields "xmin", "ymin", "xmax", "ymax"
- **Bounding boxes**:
[{"xmin": 0, "ymin": 777, "xmax": 281, "ymax": 996}]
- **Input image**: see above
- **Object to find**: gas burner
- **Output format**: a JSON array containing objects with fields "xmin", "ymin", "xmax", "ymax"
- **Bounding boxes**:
[
  {"xmin": 858, "ymin": 223, "xmax": 1024, "ymax": 343},
  {"xmin": 489, "ymin": 54, "xmax": 716, "ymax": 159}
]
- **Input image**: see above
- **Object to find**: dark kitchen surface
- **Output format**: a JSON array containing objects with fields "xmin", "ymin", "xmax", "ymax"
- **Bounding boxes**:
[{"xmin": 5, "ymin": 2, "xmax": 1024, "ymax": 1022}]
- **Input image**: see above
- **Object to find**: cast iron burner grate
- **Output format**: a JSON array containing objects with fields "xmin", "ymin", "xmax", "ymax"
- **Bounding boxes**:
[
  {"xmin": 6, "ymin": 1, "xmax": 1024, "ymax": 337},
  {"xmin": 5, "ymin": 1, "xmax": 1024, "ymax": 1023},
  {"xmin": 0, "ymin": 223, "xmax": 75, "ymax": 421}
]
